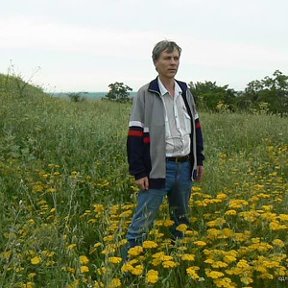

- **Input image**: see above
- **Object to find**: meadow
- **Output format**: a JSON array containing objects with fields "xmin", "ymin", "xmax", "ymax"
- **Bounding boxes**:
[{"xmin": 0, "ymin": 76, "xmax": 287, "ymax": 288}]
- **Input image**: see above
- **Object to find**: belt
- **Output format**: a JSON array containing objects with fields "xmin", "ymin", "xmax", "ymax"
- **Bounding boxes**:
[{"xmin": 166, "ymin": 155, "xmax": 190, "ymax": 163}]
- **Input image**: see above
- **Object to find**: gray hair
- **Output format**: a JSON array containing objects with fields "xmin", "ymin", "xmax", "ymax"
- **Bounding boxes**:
[{"xmin": 152, "ymin": 40, "xmax": 182, "ymax": 63}]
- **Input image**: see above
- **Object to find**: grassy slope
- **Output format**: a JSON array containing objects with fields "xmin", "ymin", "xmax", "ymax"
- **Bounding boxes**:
[{"xmin": 0, "ymin": 75, "xmax": 287, "ymax": 287}]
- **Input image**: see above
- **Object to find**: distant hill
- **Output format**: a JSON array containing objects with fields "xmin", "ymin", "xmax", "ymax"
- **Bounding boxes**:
[{"xmin": 53, "ymin": 91, "xmax": 137, "ymax": 100}]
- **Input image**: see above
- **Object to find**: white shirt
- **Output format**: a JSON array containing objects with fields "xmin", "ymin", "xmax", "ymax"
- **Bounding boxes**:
[{"xmin": 158, "ymin": 78, "xmax": 191, "ymax": 157}]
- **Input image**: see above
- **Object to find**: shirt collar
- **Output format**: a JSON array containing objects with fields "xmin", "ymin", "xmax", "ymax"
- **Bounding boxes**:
[{"xmin": 157, "ymin": 77, "xmax": 182, "ymax": 97}]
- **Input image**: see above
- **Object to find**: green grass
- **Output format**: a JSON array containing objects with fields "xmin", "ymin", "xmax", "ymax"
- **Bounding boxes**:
[{"xmin": 0, "ymin": 75, "xmax": 287, "ymax": 288}]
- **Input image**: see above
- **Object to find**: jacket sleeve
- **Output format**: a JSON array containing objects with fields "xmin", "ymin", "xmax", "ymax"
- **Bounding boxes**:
[
  {"xmin": 127, "ymin": 91, "xmax": 148, "ymax": 180},
  {"xmin": 187, "ymin": 89, "xmax": 205, "ymax": 166},
  {"xmin": 194, "ymin": 114, "xmax": 205, "ymax": 166}
]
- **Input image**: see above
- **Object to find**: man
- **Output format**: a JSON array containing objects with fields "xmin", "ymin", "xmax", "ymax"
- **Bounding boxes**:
[{"xmin": 125, "ymin": 40, "xmax": 204, "ymax": 251}]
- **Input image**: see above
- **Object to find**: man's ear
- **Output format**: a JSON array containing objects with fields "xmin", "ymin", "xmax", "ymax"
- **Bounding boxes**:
[{"xmin": 153, "ymin": 61, "xmax": 158, "ymax": 72}]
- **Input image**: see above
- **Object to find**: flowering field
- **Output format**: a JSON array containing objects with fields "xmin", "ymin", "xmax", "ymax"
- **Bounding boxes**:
[{"xmin": 0, "ymin": 78, "xmax": 287, "ymax": 287}]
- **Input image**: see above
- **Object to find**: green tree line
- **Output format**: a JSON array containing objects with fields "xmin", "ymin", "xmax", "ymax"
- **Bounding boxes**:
[
  {"xmin": 104, "ymin": 71, "xmax": 287, "ymax": 115},
  {"xmin": 189, "ymin": 70, "xmax": 288, "ymax": 115}
]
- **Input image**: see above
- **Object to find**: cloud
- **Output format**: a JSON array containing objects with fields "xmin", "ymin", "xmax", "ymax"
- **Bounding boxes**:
[
  {"xmin": 183, "ymin": 38, "xmax": 288, "ymax": 70},
  {"xmin": 1, "ymin": 4, "xmax": 287, "ymax": 92},
  {"xmin": 0, "ymin": 16, "xmax": 157, "ymax": 57}
]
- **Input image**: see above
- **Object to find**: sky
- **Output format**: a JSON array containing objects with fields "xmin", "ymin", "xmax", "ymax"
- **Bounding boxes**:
[{"xmin": 1, "ymin": 0, "xmax": 288, "ymax": 92}]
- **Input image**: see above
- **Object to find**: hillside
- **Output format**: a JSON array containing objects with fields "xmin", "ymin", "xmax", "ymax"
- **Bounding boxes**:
[{"xmin": 0, "ymin": 75, "xmax": 287, "ymax": 287}]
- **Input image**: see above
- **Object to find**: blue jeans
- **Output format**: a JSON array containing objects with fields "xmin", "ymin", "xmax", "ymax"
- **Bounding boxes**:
[{"xmin": 126, "ymin": 160, "xmax": 193, "ymax": 247}]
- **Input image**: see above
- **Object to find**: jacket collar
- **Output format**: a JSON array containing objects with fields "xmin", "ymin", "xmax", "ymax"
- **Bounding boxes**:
[{"xmin": 148, "ymin": 77, "xmax": 188, "ymax": 96}]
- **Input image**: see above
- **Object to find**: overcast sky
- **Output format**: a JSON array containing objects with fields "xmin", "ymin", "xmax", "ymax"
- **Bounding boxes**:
[{"xmin": 1, "ymin": 0, "xmax": 287, "ymax": 92}]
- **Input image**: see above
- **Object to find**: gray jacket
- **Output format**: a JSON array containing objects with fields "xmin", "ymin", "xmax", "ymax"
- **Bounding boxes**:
[{"xmin": 127, "ymin": 77, "xmax": 204, "ymax": 189}]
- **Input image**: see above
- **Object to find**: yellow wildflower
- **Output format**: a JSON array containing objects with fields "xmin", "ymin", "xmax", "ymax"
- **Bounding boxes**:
[
  {"xmin": 278, "ymin": 214, "xmax": 288, "ymax": 221},
  {"xmin": 176, "ymin": 223, "xmax": 188, "ymax": 232},
  {"xmin": 211, "ymin": 261, "xmax": 228, "ymax": 268},
  {"xmin": 32, "ymin": 184, "xmax": 44, "ymax": 193},
  {"xmin": 193, "ymin": 186, "xmax": 202, "ymax": 192},
  {"xmin": 186, "ymin": 266, "xmax": 200, "ymax": 280},
  {"xmin": 162, "ymin": 260, "xmax": 178, "ymax": 268},
  {"xmin": 160, "ymin": 255, "xmax": 173, "ymax": 261},
  {"xmin": 207, "ymin": 218, "xmax": 226, "ymax": 227},
  {"xmin": 94, "ymin": 281, "xmax": 104, "ymax": 288},
  {"xmin": 194, "ymin": 240, "xmax": 207, "ymax": 247},
  {"xmin": 67, "ymin": 244, "xmax": 77, "ymax": 250},
  {"xmin": 80, "ymin": 265, "xmax": 89, "ymax": 273},
  {"xmin": 118, "ymin": 239, "xmax": 128, "ymax": 246},
  {"xmin": 131, "ymin": 264, "xmax": 144, "ymax": 276},
  {"xmin": 67, "ymin": 280, "xmax": 80, "ymax": 288},
  {"xmin": 27, "ymin": 219, "xmax": 35, "ymax": 225},
  {"xmin": 31, "ymin": 256, "xmax": 41, "ymax": 265},
  {"xmin": 214, "ymin": 277, "xmax": 236, "ymax": 288},
  {"xmin": 97, "ymin": 267, "xmax": 107, "ymax": 275},
  {"xmin": 251, "ymin": 237, "xmax": 260, "ymax": 243},
  {"xmin": 22, "ymin": 282, "xmax": 34, "ymax": 288},
  {"xmin": 225, "ymin": 209, "xmax": 237, "ymax": 216},
  {"xmin": 216, "ymin": 193, "xmax": 228, "ymax": 200},
  {"xmin": 1, "ymin": 250, "xmax": 12, "ymax": 260},
  {"xmin": 128, "ymin": 246, "xmax": 143, "ymax": 257},
  {"xmin": 66, "ymin": 267, "xmax": 76, "ymax": 273},
  {"xmin": 207, "ymin": 228, "xmax": 221, "ymax": 239},
  {"xmin": 269, "ymin": 221, "xmax": 286, "ymax": 231},
  {"xmin": 206, "ymin": 270, "xmax": 224, "ymax": 279},
  {"xmin": 204, "ymin": 258, "xmax": 214, "ymax": 264},
  {"xmin": 240, "ymin": 275, "xmax": 254, "ymax": 285},
  {"xmin": 262, "ymin": 205, "xmax": 273, "ymax": 211},
  {"xmin": 119, "ymin": 210, "xmax": 132, "ymax": 217},
  {"xmin": 146, "ymin": 269, "xmax": 159, "ymax": 284},
  {"xmin": 28, "ymin": 273, "xmax": 36, "ymax": 280},
  {"xmin": 222, "ymin": 228, "xmax": 234, "ymax": 238},
  {"xmin": 181, "ymin": 254, "xmax": 195, "ymax": 261},
  {"xmin": 79, "ymin": 255, "xmax": 89, "ymax": 264},
  {"xmin": 103, "ymin": 235, "xmax": 114, "ymax": 242},
  {"xmin": 151, "ymin": 258, "xmax": 162, "ymax": 267},
  {"xmin": 101, "ymin": 246, "xmax": 116, "ymax": 255},
  {"xmin": 47, "ymin": 188, "xmax": 57, "ymax": 193},
  {"xmin": 223, "ymin": 255, "xmax": 237, "ymax": 263},
  {"xmin": 143, "ymin": 240, "xmax": 158, "ymax": 249},
  {"xmin": 108, "ymin": 278, "xmax": 121, "ymax": 288},
  {"xmin": 228, "ymin": 199, "xmax": 248, "ymax": 209},
  {"xmin": 93, "ymin": 204, "xmax": 104, "ymax": 213},
  {"xmin": 94, "ymin": 242, "xmax": 102, "ymax": 248},
  {"xmin": 121, "ymin": 262, "xmax": 133, "ymax": 273},
  {"xmin": 272, "ymin": 239, "xmax": 285, "ymax": 247},
  {"xmin": 152, "ymin": 251, "xmax": 166, "ymax": 258},
  {"xmin": 237, "ymin": 259, "xmax": 250, "ymax": 269},
  {"xmin": 163, "ymin": 219, "xmax": 175, "ymax": 227},
  {"xmin": 108, "ymin": 257, "xmax": 122, "ymax": 264}
]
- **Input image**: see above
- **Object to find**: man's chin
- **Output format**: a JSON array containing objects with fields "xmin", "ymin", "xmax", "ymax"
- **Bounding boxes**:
[{"xmin": 166, "ymin": 72, "xmax": 177, "ymax": 78}]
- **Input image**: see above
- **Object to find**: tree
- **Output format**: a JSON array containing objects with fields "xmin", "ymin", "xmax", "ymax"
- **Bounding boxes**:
[
  {"xmin": 67, "ymin": 92, "xmax": 85, "ymax": 102},
  {"xmin": 237, "ymin": 70, "xmax": 288, "ymax": 114},
  {"xmin": 189, "ymin": 81, "xmax": 236, "ymax": 111},
  {"xmin": 104, "ymin": 82, "xmax": 132, "ymax": 103}
]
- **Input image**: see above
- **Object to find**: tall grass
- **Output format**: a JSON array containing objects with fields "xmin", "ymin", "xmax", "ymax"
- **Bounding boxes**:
[{"xmin": 0, "ymin": 76, "xmax": 287, "ymax": 287}]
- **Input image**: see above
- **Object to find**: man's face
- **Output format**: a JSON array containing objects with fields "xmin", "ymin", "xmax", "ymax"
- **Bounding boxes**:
[{"xmin": 154, "ymin": 48, "xmax": 180, "ymax": 80}]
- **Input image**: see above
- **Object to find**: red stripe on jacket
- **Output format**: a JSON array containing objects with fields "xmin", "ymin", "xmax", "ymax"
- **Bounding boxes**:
[
  {"xmin": 195, "ymin": 121, "xmax": 201, "ymax": 129},
  {"xmin": 128, "ymin": 130, "xmax": 143, "ymax": 137},
  {"xmin": 143, "ymin": 137, "xmax": 150, "ymax": 144}
]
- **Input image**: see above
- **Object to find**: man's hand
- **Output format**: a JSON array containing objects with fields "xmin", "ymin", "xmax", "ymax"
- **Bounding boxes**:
[
  {"xmin": 196, "ymin": 165, "xmax": 204, "ymax": 182},
  {"xmin": 136, "ymin": 177, "xmax": 149, "ymax": 190}
]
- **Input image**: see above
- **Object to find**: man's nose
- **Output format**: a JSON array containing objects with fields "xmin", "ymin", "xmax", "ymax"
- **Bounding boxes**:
[{"xmin": 170, "ymin": 58, "xmax": 176, "ymax": 65}]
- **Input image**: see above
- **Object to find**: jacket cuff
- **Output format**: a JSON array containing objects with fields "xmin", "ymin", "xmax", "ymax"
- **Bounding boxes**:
[
  {"xmin": 134, "ymin": 171, "xmax": 148, "ymax": 180},
  {"xmin": 197, "ymin": 153, "xmax": 205, "ymax": 166},
  {"xmin": 197, "ymin": 161, "xmax": 204, "ymax": 166}
]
